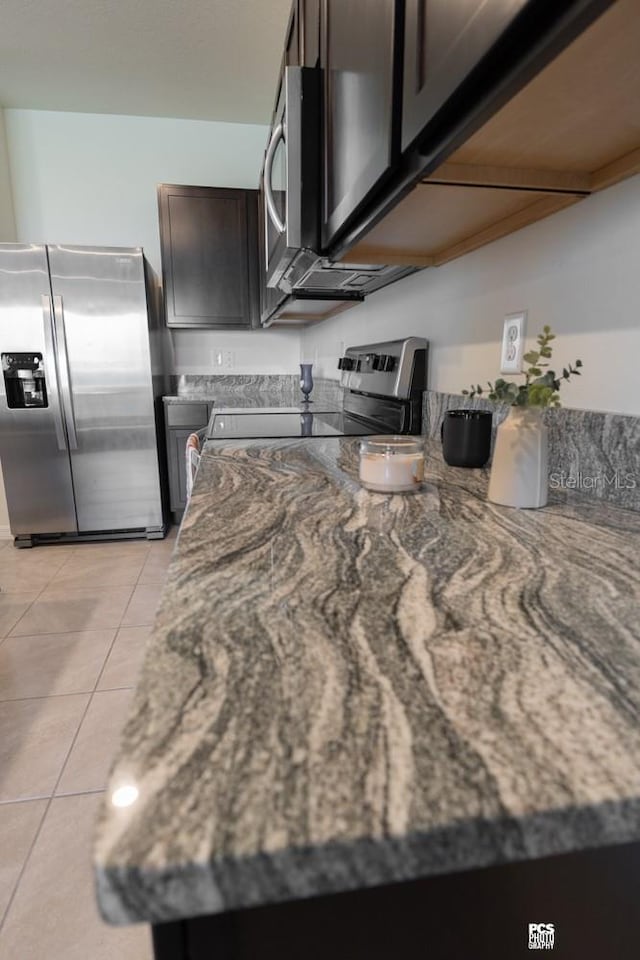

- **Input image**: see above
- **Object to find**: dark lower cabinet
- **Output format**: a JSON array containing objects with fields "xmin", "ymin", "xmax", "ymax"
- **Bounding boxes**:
[
  {"xmin": 320, "ymin": 0, "xmax": 403, "ymax": 250},
  {"xmin": 151, "ymin": 840, "xmax": 640, "ymax": 960},
  {"xmin": 158, "ymin": 185, "xmax": 259, "ymax": 329},
  {"xmin": 168, "ymin": 428, "xmax": 194, "ymax": 516},
  {"xmin": 164, "ymin": 402, "xmax": 212, "ymax": 521}
]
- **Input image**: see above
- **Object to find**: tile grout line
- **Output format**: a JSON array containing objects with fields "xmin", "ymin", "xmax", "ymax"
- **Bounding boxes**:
[
  {"xmin": 0, "ymin": 794, "xmax": 49, "ymax": 931},
  {"xmin": 2, "ymin": 625, "xmax": 117, "ymax": 641},
  {"xmin": 48, "ymin": 787, "xmax": 106, "ymax": 800},
  {"xmin": 0, "ymin": 684, "xmax": 136, "ymax": 705},
  {"xmin": 0, "ymin": 573, "xmax": 139, "ymax": 936},
  {"xmin": 0, "ymin": 787, "xmax": 106, "ymax": 807},
  {"xmin": 0, "ymin": 796, "xmax": 49, "ymax": 807}
]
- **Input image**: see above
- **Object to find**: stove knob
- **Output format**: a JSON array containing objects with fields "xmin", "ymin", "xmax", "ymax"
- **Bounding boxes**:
[
  {"xmin": 338, "ymin": 356, "xmax": 354, "ymax": 371},
  {"xmin": 380, "ymin": 354, "xmax": 396, "ymax": 372}
]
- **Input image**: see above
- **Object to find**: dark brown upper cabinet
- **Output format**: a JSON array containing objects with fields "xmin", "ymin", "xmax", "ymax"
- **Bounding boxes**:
[
  {"xmin": 320, "ymin": 0, "xmax": 403, "ymax": 251},
  {"xmin": 328, "ymin": 0, "xmax": 626, "ymax": 269},
  {"xmin": 401, "ymin": 0, "xmax": 616, "ymax": 165},
  {"xmin": 402, "ymin": 1, "xmax": 530, "ymax": 155},
  {"xmin": 285, "ymin": 1, "xmax": 301, "ymax": 66},
  {"xmin": 158, "ymin": 184, "xmax": 259, "ymax": 329},
  {"xmin": 285, "ymin": 0, "xmax": 321, "ymax": 69},
  {"xmin": 266, "ymin": 0, "xmax": 636, "ymax": 315}
]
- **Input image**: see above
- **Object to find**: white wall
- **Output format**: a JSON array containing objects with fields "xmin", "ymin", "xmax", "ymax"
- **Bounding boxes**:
[
  {"xmin": 4, "ymin": 108, "xmax": 268, "ymax": 274},
  {"xmin": 4, "ymin": 108, "xmax": 301, "ymax": 376},
  {"xmin": 171, "ymin": 329, "xmax": 300, "ymax": 375},
  {"xmin": 302, "ymin": 174, "xmax": 640, "ymax": 417},
  {"xmin": 0, "ymin": 110, "xmax": 16, "ymax": 242}
]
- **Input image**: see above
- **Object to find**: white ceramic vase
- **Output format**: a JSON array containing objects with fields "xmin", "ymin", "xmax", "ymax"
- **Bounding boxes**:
[{"xmin": 487, "ymin": 407, "xmax": 548, "ymax": 509}]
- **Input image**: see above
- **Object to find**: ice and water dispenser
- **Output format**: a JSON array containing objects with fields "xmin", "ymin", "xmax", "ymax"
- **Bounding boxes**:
[{"xmin": 2, "ymin": 353, "xmax": 48, "ymax": 408}]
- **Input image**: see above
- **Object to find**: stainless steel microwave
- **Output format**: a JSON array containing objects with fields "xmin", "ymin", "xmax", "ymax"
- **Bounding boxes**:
[{"xmin": 260, "ymin": 66, "xmax": 416, "ymax": 323}]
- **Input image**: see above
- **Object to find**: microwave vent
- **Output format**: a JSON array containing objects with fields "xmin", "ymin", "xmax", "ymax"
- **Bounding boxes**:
[
  {"xmin": 296, "ymin": 264, "xmax": 397, "ymax": 291},
  {"xmin": 327, "ymin": 262, "xmax": 385, "ymax": 272},
  {"xmin": 297, "ymin": 268, "xmax": 355, "ymax": 290}
]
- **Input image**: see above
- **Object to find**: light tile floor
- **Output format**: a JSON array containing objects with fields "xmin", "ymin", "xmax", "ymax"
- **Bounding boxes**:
[{"xmin": 0, "ymin": 528, "xmax": 177, "ymax": 959}]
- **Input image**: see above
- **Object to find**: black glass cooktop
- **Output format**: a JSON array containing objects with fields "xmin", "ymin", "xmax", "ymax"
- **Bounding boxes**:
[{"xmin": 207, "ymin": 411, "xmax": 378, "ymax": 440}]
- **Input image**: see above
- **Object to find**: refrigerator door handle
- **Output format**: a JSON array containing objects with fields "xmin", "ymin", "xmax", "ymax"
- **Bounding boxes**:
[
  {"xmin": 52, "ymin": 295, "xmax": 78, "ymax": 451},
  {"xmin": 41, "ymin": 295, "xmax": 68, "ymax": 452}
]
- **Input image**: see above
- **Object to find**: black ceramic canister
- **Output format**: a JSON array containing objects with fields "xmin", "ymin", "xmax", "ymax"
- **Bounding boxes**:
[{"xmin": 441, "ymin": 409, "xmax": 492, "ymax": 468}]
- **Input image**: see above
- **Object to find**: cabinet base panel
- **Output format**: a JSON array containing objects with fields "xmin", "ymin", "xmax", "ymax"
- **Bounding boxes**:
[
  {"xmin": 150, "ymin": 839, "xmax": 640, "ymax": 960},
  {"xmin": 12, "ymin": 525, "xmax": 168, "ymax": 548}
]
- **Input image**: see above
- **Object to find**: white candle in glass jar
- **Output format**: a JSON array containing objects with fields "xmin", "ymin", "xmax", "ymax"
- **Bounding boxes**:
[{"xmin": 359, "ymin": 437, "xmax": 425, "ymax": 492}]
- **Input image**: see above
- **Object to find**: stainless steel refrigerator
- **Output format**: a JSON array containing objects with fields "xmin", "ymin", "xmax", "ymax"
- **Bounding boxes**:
[{"xmin": 0, "ymin": 244, "xmax": 168, "ymax": 546}]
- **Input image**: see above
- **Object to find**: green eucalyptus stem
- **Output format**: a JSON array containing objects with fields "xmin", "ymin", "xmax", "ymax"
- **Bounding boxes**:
[{"xmin": 462, "ymin": 325, "xmax": 583, "ymax": 409}]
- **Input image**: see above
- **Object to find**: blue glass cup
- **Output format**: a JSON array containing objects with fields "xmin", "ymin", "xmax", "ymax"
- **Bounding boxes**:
[{"xmin": 300, "ymin": 363, "xmax": 314, "ymax": 403}]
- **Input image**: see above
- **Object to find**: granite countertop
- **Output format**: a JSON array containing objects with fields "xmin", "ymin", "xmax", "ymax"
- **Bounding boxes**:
[
  {"xmin": 163, "ymin": 374, "xmax": 301, "ymax": 406},
  {"xmin": 94, "ymin": 438, "xmax": 640, "ymax": 926},
  {"xmin": 163, "ymin": 395, "xmax": 342, "ymax": 412},
  {"xmin": 162, "ymin": 393, "xmax": 295, "ymax": 407},
  {"xmin": 163, "ymin": 394, "xmax": 218, "ymax": 404}
]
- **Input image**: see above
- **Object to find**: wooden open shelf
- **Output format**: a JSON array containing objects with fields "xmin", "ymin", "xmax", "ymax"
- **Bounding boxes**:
[
  {"xmin": 267, "ymin": 297, "xmax": 358, "ymax": 327},
  {"xmin": 345, "ymin": 0, "xmax": 640, "ymax": 268},
  {"xmin": 450, "ymin": 0, "xmax": 640, "ymax": 180},
  {"xmin": 343, "ymin": 185, "xmax": 582, "ymax": 267}
]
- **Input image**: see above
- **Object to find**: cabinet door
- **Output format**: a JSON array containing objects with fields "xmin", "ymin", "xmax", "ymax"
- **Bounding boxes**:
[
  {"xmin": 165, "ymin": 406, "xmax": 211, "ymax": 514},
  {"xmin": 286, "ymin": 1, "xmax": 321, "ymax": 69},
  {"xmin": 320, "ymin": 0, "xmax": 401, "ymax": 250},
  {"xmin": 302, "ymin": 0, "xmax": 321, "ymax": 67},
  {"xmin": 168, "ymin": 428, "xmax": 192, "ymax": 513},
  {"xmin": 285, "ymin": 1, "xmax": 301, "ymax": 65},
  {"xmin": 158, "ymin": 185, "xmax": 259, "ymax": 329},
  {"xmin": 402, "ymin": 0, "xmax": 529, "ymax": 153}
]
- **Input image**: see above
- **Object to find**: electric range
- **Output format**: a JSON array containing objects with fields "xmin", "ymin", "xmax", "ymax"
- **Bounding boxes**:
[{"xmin": 206, "ymin": 338, "xmax": 428, "ymax": 441}]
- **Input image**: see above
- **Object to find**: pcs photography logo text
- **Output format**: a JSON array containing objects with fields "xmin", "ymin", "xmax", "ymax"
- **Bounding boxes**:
[{"xmin": 528, "ymin": 922, "xmax": 555, "ymax": 950}]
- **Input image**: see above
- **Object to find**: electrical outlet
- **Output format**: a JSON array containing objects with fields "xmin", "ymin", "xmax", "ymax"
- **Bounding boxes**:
[
  {"xmin": 212, "ymin": 349, "xmax": 234, "ymax": 370},
  {"xmin": 500, "ymin": 311, "xmax": 527, "ymax": 374}
]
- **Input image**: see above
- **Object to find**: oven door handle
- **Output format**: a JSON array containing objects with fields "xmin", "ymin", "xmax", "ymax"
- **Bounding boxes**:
[{"xmin": 264, "ymin": 122, "xmax": 285, "ymax": 235}]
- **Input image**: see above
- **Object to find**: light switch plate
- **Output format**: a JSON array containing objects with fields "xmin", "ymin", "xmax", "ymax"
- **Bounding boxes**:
[{"xmin": 500, "ymin": 311, "xmax": 527, "ymax": 374}]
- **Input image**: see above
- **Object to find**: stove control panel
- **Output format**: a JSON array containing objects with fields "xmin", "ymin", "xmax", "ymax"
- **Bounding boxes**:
[
  {"xmin": 338, "ymin": 353, "xmax": 396, "ymax": 373},
  {"xmin": 338, "ymin": 337, "xmax": 428, "ymax": 399},
  {"xmin": 338, "ymin": 338, "xmax": 427, "ymax": 400}
]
